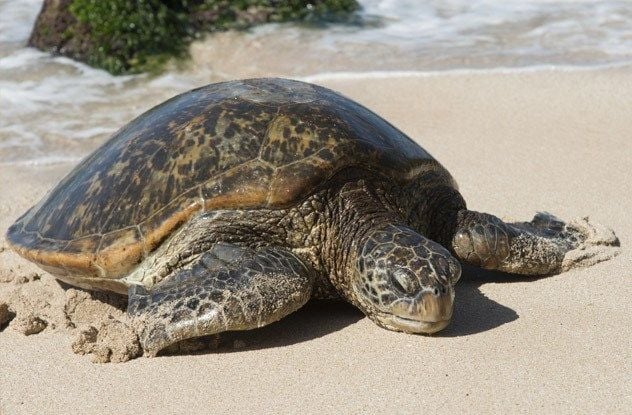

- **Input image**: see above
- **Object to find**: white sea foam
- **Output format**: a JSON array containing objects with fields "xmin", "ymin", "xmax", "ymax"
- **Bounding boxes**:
[
  {"xmin": 0, "ymin": 48, "xmax": 45, "ymax": 69},
  {"xmin": 300, "ymin": 62, "xmax": 632, "ymax": 83},
  {"xmin": 0, "ymin": 0, "xmax": 42, "ymax": 43},
  {"xmin": 0, "ymin": 155, "xmax": 84, "ymax": 167}
]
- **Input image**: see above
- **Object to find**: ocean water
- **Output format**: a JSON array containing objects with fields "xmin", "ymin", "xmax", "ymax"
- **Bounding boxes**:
[{"xmin": 1, "ymin": 0, "xmax": 631, "ymax": 165}]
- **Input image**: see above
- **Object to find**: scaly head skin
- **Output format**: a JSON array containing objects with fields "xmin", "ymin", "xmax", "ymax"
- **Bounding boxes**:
[{"xmin": 351, "ymin": 224, "xmax": 462, "ymax": 334}]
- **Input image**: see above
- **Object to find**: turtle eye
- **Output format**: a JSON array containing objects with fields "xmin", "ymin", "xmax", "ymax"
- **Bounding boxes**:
[{"xmin": 391, "ymin": 269, "xmax": 419, "ymax": 295}]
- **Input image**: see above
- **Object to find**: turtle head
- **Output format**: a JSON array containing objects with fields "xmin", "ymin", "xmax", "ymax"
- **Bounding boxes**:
[{"xmin": 351, "ymin": 224, "xmax": 461, "ymax": 334}]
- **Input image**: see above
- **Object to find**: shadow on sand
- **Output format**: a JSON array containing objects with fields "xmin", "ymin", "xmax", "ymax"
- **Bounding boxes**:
[
  {"xmin": 438, "ymin": 265, "xmax": 525, "ymax": 337},
  {"xmin": 164, "ymin": 265, "xmax": 537, "ymax": 356},
  {"xmin": 163, "ymin": 300, "xmax": 364, "ymax": 356}
]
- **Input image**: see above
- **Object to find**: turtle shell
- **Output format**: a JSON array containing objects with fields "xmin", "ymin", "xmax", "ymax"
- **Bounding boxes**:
[{"xmin": 6, "ymin": 78, "xmax": 449, "ymax": 283}]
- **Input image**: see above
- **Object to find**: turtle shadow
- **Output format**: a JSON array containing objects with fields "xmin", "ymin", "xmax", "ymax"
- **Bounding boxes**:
[
  {"xmin": 61, "ymin": 265, "xmax": 534, "ymax": 356},
  {"xmin": 167, "ymin": 266, "xmax": 536, "ymax": 356},
  {"xmin": 58, "ymin": 281, "xmax": 364, "ymax": 357},
  {"xmin": 437, "ymin": 265, "xmax": 539, "ymax": 337},
  {"xmin": 163, "ymin": 300, "xmax": 364, "ymax": 356}
]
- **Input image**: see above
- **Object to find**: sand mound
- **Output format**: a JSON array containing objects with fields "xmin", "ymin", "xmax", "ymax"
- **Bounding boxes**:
[
  {"xmin": 0, "ymin": 253, "xmax": 238, "ymax": 362},
  {"xmin": 0, "ymin": 256, "xmax": 141, "ymax": 362}
]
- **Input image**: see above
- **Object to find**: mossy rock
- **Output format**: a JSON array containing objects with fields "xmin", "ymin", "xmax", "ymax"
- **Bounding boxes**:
[{"xmin": 28, "ymin": 0, "xmax": 360, "ymax": 75}]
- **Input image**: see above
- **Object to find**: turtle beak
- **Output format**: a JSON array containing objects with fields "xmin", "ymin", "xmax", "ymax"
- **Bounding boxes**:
[
  {"xmin": 378, "ymin": 286, "xmax": 454, "ymax": 334},
  {"xmin": 419, "ymin": 288, "xmax": 454, "ymax": 323}
]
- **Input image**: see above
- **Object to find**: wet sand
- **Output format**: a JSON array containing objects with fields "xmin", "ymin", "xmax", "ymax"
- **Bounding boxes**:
[{"xmin": 0, "ymin": 66, "xmax": 630, "ymax": 414}]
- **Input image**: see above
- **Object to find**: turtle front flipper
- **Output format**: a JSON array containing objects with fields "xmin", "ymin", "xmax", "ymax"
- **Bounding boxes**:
[
  {"xmin": 451, "ymin": 211, "xmax": 620, "ymax": 275},
  {"xmin": 128, "ymin": 243, "xmax": 314, "ymax": 357}
]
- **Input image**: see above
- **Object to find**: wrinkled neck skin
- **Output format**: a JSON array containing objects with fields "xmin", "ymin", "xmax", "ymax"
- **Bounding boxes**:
[
  {"xmin": 399, "ymin": 174, "xmax": 466, "ymax": 249},
  {"xmin": 322, "ymin": 177, "xmax": 463, "ymax": 332},
  {"xmin": 319, "ymin": 179, "xmax": 403, "ymax": 297},
  {"xmin": 323, "ymin": 177, "xmax": 464, "ymax": 288}
]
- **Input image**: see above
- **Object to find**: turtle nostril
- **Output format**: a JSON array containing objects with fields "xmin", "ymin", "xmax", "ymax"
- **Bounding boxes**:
[{"xmin": 431, "ymin": 286, "xmax": 448, "ymax": 296}]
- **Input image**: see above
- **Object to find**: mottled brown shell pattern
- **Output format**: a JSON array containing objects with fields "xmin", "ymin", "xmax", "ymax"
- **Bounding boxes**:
[{"xmin": 7, "ymin": 78, "xmax": 435, "ymax": 279}]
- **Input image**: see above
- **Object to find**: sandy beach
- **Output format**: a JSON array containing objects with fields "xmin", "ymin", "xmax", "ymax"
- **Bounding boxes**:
[{"xmin": 0, "ymin": 66, "xmax": 630, "ymax": 414}]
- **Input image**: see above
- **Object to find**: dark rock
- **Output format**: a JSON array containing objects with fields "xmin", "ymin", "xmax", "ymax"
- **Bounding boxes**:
[
  {"xmin": 27, "ymin": 0, "xmax": 360, "ymax": 75},
  {"xmin": 28, "ymin": 0, "xmax": 92, "ymax": 63}
]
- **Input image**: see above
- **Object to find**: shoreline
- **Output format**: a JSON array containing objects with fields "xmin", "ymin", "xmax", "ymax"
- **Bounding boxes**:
[
  {"xmin": 1, "ymin": 66, "xmax": 630, "ymax": 414},
  {"xmin": 3, "ymin": 62, "xmax": 632, "ymax": 168},
  {"xmin": 300, "ymin": 61, "xmax": 632, "ymax": 82}
]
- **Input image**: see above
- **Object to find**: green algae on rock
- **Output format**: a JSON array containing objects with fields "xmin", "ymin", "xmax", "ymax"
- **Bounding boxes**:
[{"xmin": 28, "ymin": 0, "xmax": 359, "ymax": 75}]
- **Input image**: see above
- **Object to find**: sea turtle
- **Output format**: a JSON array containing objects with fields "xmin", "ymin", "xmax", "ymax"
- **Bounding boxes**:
[{"xmin": 6, "ymin": 78, "xmax": 618, "ymax": 356}]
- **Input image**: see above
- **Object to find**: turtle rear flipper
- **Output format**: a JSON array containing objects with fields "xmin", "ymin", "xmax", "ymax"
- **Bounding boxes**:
[
  {"xmin": 128, "ymin": 243, "xmax": 314, "ymax": 356},
  {"xmin": 451, "ymin": 211, "xmax": 620, "ymax": 275}
]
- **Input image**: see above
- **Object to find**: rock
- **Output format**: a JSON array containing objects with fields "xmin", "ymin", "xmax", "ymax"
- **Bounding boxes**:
[
  {"xmin": 28, "ymin": 0, "xmax": 91, "ymax": 62},
  {"xmin": 28, "ymin": 0, "xmax": 359, "ymax": 75}
]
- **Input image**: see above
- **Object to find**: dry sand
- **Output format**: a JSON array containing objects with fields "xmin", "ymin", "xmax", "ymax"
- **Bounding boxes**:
[{"xmin": 0, "ymin": 66, "xmax": 630, "ymax": 414}]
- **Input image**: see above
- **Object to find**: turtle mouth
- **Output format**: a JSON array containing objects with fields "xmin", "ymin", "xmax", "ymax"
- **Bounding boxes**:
[
  {"xmin": 391, "ymin": 315, "xmax": 450, "ymax": 334},
  {"xmin": 375, "ymin": 312, "xmax": 451, "ymax": 334}
]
